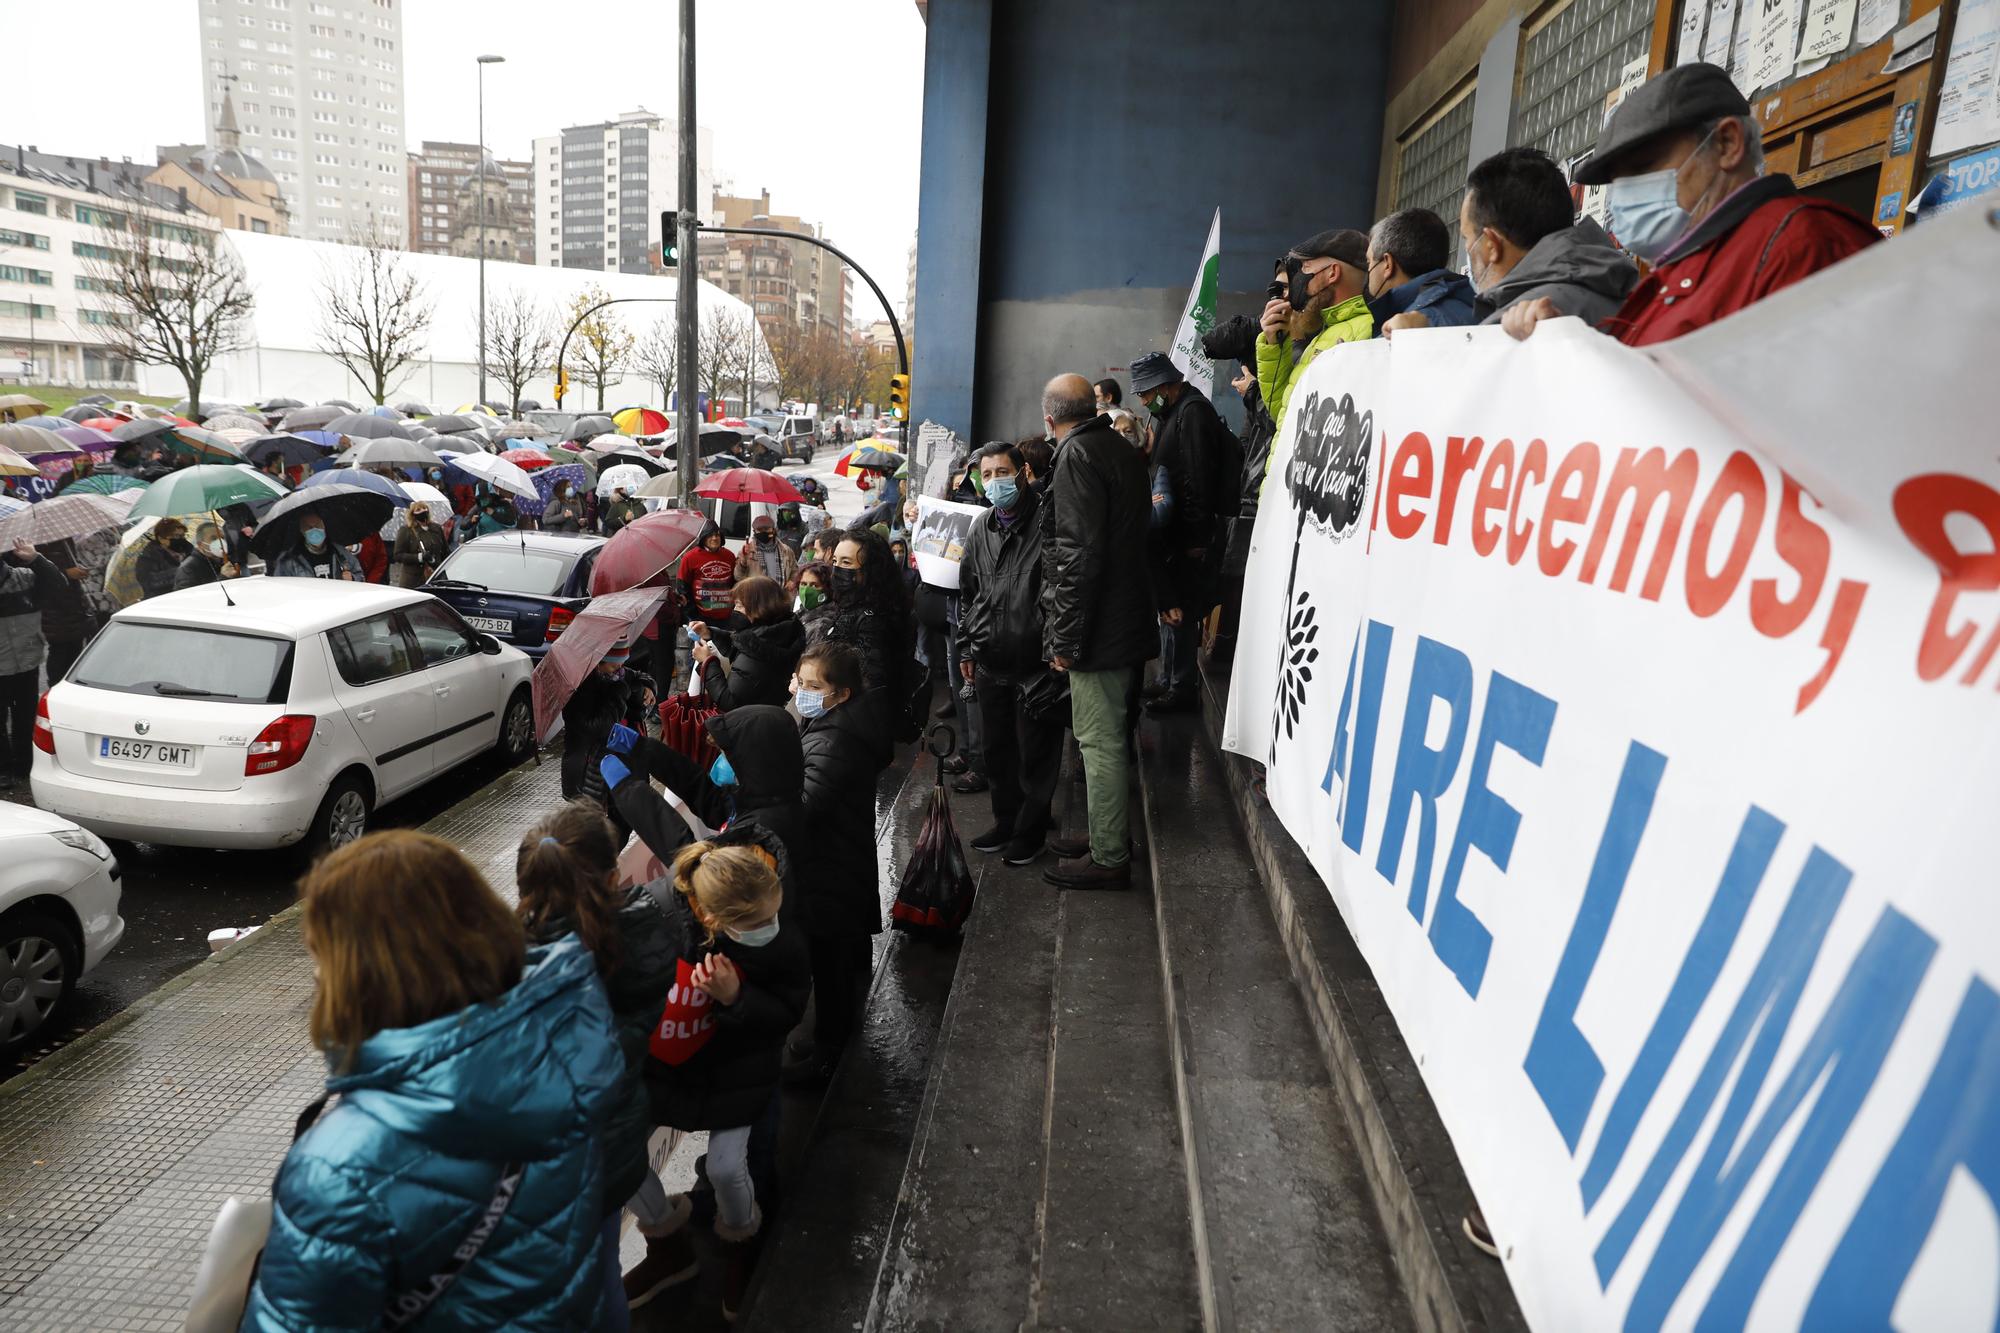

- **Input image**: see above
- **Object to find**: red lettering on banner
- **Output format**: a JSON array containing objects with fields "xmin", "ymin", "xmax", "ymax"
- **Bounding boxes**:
[
  {"xmin": 1538, "ymin": 444, "xmax": 1600, "ymax": 577},
  {"xmin": 1797, "ymin": 579, "xmax": 1868, "ymax": 712},
  {"xmin": 1386, "ymin": 431, "xmax": 1434, "ymax": 541},
  {"xmin": 1472, "ymin": 439, "xmax": 1514, "ymax": 558},
  {"xmin": 1685, "ymin": 452, "xmax": 1768, "ymax": 618},
  {"xmin": 1435, "ymin": 435, "xmax": 1485, "ymax": 545},
  {"xmin": 1893, "ymin": 474, "xmax": 2000, "ymax": 683},
  {"xmin": 1750, "ymin": 476, "xmax": 1831, "ymax": 639},
  {"xmin": 1508, "ymin": 439, "xmax": 1547, "ymax": 566},
  {"xmin": 1580, "ymin": 447, "xmax": 1699, "ymax": 599}
]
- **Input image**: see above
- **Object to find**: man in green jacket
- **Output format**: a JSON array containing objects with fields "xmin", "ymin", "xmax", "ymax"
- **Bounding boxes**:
[{"xmin": 1255, "ymin": 228, "xmax": 1376, "ymax": 431}]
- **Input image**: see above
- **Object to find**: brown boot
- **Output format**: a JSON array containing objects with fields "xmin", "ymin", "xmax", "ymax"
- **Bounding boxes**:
[
  {"xmin": 623, "ymin": 1193, "xmax": 698, "ymax": 1311},
  {"xmin": 715, "ymin": 1203, "xmax": 763, "ymax": 1323}
]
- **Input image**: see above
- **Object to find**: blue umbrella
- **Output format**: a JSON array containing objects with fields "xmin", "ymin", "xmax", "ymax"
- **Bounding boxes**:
[
  {"xmin": 17, "ymin": 415, "xmax": 67, "ymax": 432},
  {"xmin": 293, "ymin": 429, "xmax": 343, "ymax": 451},
  {"xmin": 299, "ymin": 467, "xmax": 411, "ymax": 507},
  {"xmin": 517, "ymin": 462, "xmax": 586, "ymax": 518}
]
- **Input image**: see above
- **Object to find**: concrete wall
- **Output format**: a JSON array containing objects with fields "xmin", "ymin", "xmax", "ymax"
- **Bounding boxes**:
[{"xmin": 912, "ymin": 0, "xmax": 1394, "ymax": 442}]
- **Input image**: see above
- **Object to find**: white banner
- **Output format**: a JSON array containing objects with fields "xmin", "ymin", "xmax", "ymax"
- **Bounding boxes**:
[{"xmin": 1225, "ymin": 206, "xmax": 2000, "ymax": 1330}]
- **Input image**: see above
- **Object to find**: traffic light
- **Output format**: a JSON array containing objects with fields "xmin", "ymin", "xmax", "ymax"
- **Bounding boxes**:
[
  {"xmin": 888, "ymin": 373, "xmax": 910, "ymax": 419},
  {"xmin": 553, "ymin": 367, "xmax": 569, "ymax": 405},
  {"xmin": 659, "ymin": 210, "xmax": 678, "ymax": 267}
]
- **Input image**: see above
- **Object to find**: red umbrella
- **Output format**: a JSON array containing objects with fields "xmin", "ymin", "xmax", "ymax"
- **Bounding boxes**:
[
  {"xmin": 589, "ymin": 508, "xmax": 707, "ymax": 596},
  {"xmin": 80, "ymin": 417, "xmax": 124, "ymax": 433},
  {"xmin": 500, "ymin": 446, "xmax": 554, "ymax": 470},
  {"xmin": 694, "ymin": 468, "xmax": 804, "ymax": 504},
  {"xmin": 531, "ymin": 584, "xmax": 675, "ymax": 740}
]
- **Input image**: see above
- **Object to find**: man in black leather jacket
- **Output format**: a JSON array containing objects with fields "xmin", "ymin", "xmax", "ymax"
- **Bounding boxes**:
[{"xmin": 1037, "ymin": 373, "xmax": 1161, "ymax": 891}]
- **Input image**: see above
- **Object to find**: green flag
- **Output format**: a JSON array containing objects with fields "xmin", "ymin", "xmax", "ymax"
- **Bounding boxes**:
[{"xmin": 1168, "ymin": 208, "xmax": 1221, "ymax": 396}]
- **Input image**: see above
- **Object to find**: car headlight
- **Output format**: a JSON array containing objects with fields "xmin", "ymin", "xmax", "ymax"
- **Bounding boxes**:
[{"xmin": 52, "ymin": 827, "xmax": 113, "ymax": 861}]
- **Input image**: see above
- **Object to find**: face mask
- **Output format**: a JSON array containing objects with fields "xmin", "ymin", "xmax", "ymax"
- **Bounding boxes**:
[
  {"xmin": 1606, "ymin": 124, "xmax": 1719, "ymax": 263},
  {"xmin": 726, "ymin": 918, "xmax": 781, "ymax": 948},
  {"xmin": 831, "ymin": 567, "xmax": 860, "ymax": 600},
  {"xmin": 203, "ymin": 540, "xmax": 225, "ymax": 558},
  {"xmin": 1143, "ymin": 392, "xmax": 1168, "ymax": 416},
  {"xmin": 1285, "ymin": 255, "xmax": 1323, "ymax": 312},
  {"xmin": 985, "ymin": 475, "xmax": 1020, "ymax": 510},
  {"xmin": 303, "ymin": 528, "xmax": 327, "ymax": 550},
  {"xmin": 795, "ymin": 687, "xmax": 828, "ymax": 719},
  {"xmin": 429, "ymin": 470, "xmax": 444, "ymax": 482},
  {"xmin": 755, "ymin": 530, "xmax": 773, "ymax": 544},
  {"xmin": 1464, "ymin": 236, "xmax": 1494, "ymax": 295},
  {"xmin": 709, "ymin": 752, "xmax": 737, "ymax": 788},
  {"xmin": 412, "ymin": 511, "xmax": 429, "ymax": 525},
  {"xmin": 795, "ymin": 585, "xmax": 825, "ymax": 611}
]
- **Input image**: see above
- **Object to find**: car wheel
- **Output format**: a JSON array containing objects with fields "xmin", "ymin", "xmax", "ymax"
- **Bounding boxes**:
[
  {"xmin": 0, "ymin": 909, "xmax": 80, "ymax": 1058},
  {"xmin": 306, "ymin": 773, "xmax": 372, "ymax": 859},
  {"xmin": 498, "ymin": 688, "xmax": 535, "ymax": 765}
]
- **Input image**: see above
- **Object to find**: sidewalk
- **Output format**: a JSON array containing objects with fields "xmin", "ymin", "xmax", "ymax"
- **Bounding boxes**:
[{"xmin": 0, "ymin": 754, "xmax": 570, "ymax": 1331}]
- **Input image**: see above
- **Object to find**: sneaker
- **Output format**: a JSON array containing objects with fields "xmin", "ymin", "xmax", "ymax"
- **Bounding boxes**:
[
  {"xmin": 1045, "ymin": 833, "xmax": 1090, "ymax": 860},
  {"xmin": 970, "ymin": 825, "xmax": 1014, "ymax": 854},
  {"xmin": 1042, "ymin": 856, "xmax": 1132, "ymax": 891},
  {"xmin": 952, "ymin": 772, "xmax": 990, "ymax": 794},
  {"xmin": 625, "ymin": 1222, "xmax": 699, "ymax": 1310},
  {"xmin": 1001, "ymin": 837, "xmax": 1042, "ymax": 866},
  {"xmin": 941, "ymin": 753, "xmax": 969, "ymax": 775}
]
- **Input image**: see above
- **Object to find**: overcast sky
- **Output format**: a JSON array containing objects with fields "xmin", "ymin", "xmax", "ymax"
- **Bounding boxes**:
[{"xmin": 0, "ymin": 0, "xmax": 926, "ymax": 323}]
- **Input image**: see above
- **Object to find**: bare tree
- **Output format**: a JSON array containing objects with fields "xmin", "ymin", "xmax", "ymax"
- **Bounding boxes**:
[
  {"xmin": 634, "ymin": 317, "xmax": 677, "ymax": 410},
  {"xmin": 765, "ymin": 319, "xmax": 811, "ymax": 405},
  {"xmin": 315, "ymin": 231, "xmax": 434, "ymax": 405},
  {"xmin": 565, "ymin": 284, "xmax": 635, "ymax": 410},
  {"xmin": 697, "ymin": 305, "xmax": 748, "ymax": 416},
  {"xmin": 480, "ymin": 288, "xmax": 553, "ymax": 415},
  {"xmin": 84, "ymin": 213, "xmax": 253, "ymax": 409}
]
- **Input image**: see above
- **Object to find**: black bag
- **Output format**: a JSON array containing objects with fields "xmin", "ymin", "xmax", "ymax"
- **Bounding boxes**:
[
  {"xmin": 890, "ymin": 727, "xmax": 977, "ymax": 937},
  {"xmin": 1018, "ymin": 667, "xmax": 1070, "ymax": 727}
]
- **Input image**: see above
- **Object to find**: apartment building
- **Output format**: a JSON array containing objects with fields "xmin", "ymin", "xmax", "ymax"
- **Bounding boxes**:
[{"xmin": 532, "ymin": 109, "xmax": 714, "ymax": 274}]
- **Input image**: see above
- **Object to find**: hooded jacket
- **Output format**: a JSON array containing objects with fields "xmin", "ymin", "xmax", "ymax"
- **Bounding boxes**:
[
  {"xmin": 700, "ymin": 614, "xmax": 806, "ymax": 712},
  {"xmin": 243, "ymin": 937, "xmax": 623, "ymax": 1332},
  {"xmin": 799, "ymin": 696, "xmax": 894, "ymax": 937},
  {"xmin": 1040, "ymin": 414, "xmax": 1159, "ymax": 671},
  {"xmin": 1370, "ymin": 267, "xmax": 1479, "ymax": 330},
  {"xmin": 957, "ymin": 485, "xmax": 1049, "ymax": 673},
  {"xmin": 1254, "ymin": 292, "xmax": 1375, "ymax": 429},
  {"xmin": 1475, "ymin": 217, "xmax": 1638, "ymax": 327}
]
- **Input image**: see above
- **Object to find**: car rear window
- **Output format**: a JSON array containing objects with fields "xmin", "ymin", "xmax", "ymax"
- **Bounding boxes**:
[
  {"xmin": 70, "ymin": 622, "xmax": 293, "ymax": 704},
  {"xmin": 435, "ymin": 546, "xmax": 574, "ymax": 596}
]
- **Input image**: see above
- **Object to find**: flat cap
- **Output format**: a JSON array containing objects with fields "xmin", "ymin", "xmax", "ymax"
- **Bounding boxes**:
[{"xmin": 1573, "ymin": 62, "xmax": 1751, "ymax": 185}]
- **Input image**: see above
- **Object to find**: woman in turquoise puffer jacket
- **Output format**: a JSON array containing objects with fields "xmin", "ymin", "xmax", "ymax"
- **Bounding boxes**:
[{"xmin": 242, "ymin": 831, "xmax": 625, "ymax": 1332}]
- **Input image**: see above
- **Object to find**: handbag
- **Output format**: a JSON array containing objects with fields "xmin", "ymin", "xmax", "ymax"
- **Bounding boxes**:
[
  {"xmin": 657, "ymin": 693, "xmax": 720, "ymax": 769},
  {"xmin": 185, "ymin": 1096, "xmax": 525, "ymax": 1332},
  {"xmin": 891, "ymin": 727, "xmax": 978, "ymax": 937},
  {"xmin": 648, "ymin": 956, "xmax": 719, "ymax": 1066}
]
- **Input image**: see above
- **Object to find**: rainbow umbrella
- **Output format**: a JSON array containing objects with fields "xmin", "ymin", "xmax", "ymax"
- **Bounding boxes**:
[{"xmin": 613, "ymin": 406, "xmax": 670, "ymax": 436}]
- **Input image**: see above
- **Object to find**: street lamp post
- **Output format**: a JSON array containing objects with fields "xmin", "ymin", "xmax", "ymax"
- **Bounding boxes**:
[{"xmin": 475, "ymin": 54, "xmax": 505, "ymax": 411}]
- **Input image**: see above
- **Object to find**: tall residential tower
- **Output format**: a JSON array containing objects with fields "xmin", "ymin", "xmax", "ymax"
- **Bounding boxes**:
[{"xmin": 532, "ymin": 109, "xmax": 713, "ymax": 274}]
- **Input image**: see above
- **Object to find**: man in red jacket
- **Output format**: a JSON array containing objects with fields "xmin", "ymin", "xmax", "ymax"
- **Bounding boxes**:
[{"xmin": 1506, "ymin": 62, "xmax": 1877, "ymax": 347}]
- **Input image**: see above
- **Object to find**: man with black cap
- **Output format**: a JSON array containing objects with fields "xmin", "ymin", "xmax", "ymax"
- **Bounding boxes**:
[
  {"xmin": 1129, "ymin": 349, "xmax": 1237, "ymax": 713},
  {"xmin": 1256, "ymin": 228, "xmax": 1375, "ymax": 430},
  {"xmin": 1506, "ymin": 62, "xmax": 1877, "ymax": 347}
]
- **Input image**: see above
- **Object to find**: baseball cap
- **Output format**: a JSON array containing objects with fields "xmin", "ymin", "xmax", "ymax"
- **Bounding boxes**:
[{"xmin": 1573, "ymin": 62, "xmax": 1752, "ymax": 185}]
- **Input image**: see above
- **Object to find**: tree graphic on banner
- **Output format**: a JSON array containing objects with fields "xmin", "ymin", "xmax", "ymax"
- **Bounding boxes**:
[{"xmin": 1274, "ymin": 391, "xmax": 1373, "ymax": 742}]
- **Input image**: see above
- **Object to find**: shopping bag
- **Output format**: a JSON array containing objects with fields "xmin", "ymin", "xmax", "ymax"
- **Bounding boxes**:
[
  {"xmin": 184, "ymin": 1196, "xmax": 272, "ymax": 1333},
  {"xmin": 657, "ymin": 693, "xmax": 719, "ymax": 768},
  {"xmin": 648, "ymin": 957, "xmax": 718, "ymax": 1066},
  {"xmin": 891, "ymin": 727, "xmax": 977, "ymax": 937}
]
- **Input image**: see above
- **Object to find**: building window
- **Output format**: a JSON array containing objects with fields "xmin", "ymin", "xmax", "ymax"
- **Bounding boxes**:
[
  {"xmin": 0, "ymin": 265, "xmax": 53, "ymax": 285},
  {"xmin": 0, "ymin": 228, "xmax": 48, "ymax": 250},
  {"xmin": 0, "ymin": 300, "xmax": 57, "ymax": 319},
  {"xmin": 10, "ymin": 192, "xmax": 47, "ymax": 216},
  {"xmin": 1392, "ymin": 86, "xmax": 1477, "ymax": 266},
  {"xmin": 1513, "ymin": 0, "xmax": 1655, "ymax": 170}
]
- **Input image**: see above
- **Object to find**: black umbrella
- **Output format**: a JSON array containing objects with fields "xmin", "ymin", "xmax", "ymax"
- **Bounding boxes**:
[
  {"xmin": 245, "ymin": 434, "xmax": 329, "ymax": 468},
  {"xmin": 173, "ymin": 398, "xmax": 241, "ymax": 418},
  {"xmin": 324, "ymin": 412, "xmax": 407, "ymax": 439},
  {"xmin": 282, "ymin": 404, "xmax": 345, "ymax": 431},
  {"xmin": 260, "ymin": 396, "xmax": 305, "ymax": 411},
  {"xmin": 517, "ymin": 398, "xmax": 543, "ymax": 412},
  {"xmin": 250, "ymin": 484, "xmax": 394, "ymax": 559},
  {"xmin": 567, "ymin": 414, "xmax": 615, "ymax": 441},
  {"xmin": 112, "ymin": 418, "xmax": 178, "ymax": 443},
  {"xmin": 326, "ymin": 398, "xmax": 358, "ymax": 411},
  {"xmin": 77, "ymin": 393, "xmax": 115, "ymax": 406},
  {"xmin": 663, "ymin": 424, "xmax": 743, "ymax": 460},
  {"xmin": 61, "ymin": 405, "xmax": 99, "ymax": 423},
  {"xmin": 393, "ymin": 400, "xmax": 433, "ymax": 416},
  {"xmin": 423, "ymin": 413, "xmax": 483, "ymax": 435}
]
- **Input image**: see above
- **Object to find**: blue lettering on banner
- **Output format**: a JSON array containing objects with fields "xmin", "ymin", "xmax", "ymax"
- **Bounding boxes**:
[
  {"xmin": 1323, "ymin": 618, "xmax": 1393, "ymax": 854},
  {"xmin": 1377, "ymin": 637, "xmax": 1473, "ymax": 922}
]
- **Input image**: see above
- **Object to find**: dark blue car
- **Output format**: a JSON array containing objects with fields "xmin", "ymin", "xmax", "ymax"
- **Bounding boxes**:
[{"xmin": 423, "ymin": 532, "xmax": 605, "ymax": 661}]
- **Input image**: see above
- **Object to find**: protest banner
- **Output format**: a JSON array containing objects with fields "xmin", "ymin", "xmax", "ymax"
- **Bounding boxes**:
[
  {"xmin": 1167, "ymin": 208, "xmax": 1221, "ymax": 397},
  {"xmin": 1224, "ymin": 205, "xmax": 2000, "ymax": 1329}
]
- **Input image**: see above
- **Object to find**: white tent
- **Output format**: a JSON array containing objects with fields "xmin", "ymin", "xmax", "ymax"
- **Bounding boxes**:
[{"xmin": 143, "ymin": 230, "xmax": 762, "ymax": 412}]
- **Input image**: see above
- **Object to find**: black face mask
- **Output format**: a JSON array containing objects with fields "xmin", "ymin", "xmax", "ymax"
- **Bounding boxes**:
[
  {"xmin": 754, "ymin": 530, "xmax": 773, "ymax": 545},
  {"xmin": 831, "ymin": 567, "xmax": 860, "ymax": 601},
  {"xmin": 1285, "ymin": 254, "xmax": 1318, "ymax": 312}
]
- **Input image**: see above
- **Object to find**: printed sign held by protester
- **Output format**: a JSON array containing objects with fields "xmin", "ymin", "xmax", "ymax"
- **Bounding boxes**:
[{"xmin": 911, "ymin": 495, "xmax": 984, "ymax": 590}]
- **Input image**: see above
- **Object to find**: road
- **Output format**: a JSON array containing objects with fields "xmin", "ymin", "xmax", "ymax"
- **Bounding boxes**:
[{"xmin": 2, "ymin": 437, "xmax": 877, "ymax": 1083}]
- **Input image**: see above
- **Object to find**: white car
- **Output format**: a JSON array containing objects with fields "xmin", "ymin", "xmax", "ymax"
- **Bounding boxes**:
[
  {"xmin": 31, "ymin": 580, "xmax": 536, "ymax": 854},
  {"xmin": 0, "ymin": 804, "xmax": 123, "ymax": 1056}
]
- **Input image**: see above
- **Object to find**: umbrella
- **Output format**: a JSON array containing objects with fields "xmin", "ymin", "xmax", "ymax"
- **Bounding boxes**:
[
  {"xmin": 596, "ymin": 464, "xmax": 651, "ymax": 499},
  {"xmin": 548, "ymin": 445, "xmax": 600, "ymax": 479},
  {"xmin": 54, "ymin": 425, "xmax": 119, "ymax": 453},
  {"xmin": 250, "ymin": 484, "xmax": 395, "ymax": 559},
  {"xmin": 323, "ymin": 398, "xmax": 357, "ymax": 411},
  {"xmin": 323, "ymin": 412, "xmax": 406, "ymax": 439},
  {"xmin": 202, "ymin": 412, "xmax": 268, "ymax": 434},
  {"xmin": 585, "ymin": 432, "xmax": 634, "ymax": 454},
  {"xmin": 636, "ymin": 471, "xmax": 685, "ymax": 500},
  {"xmin": 64, "ymin": 473, "xmax": 148, "ymax": 497},
  {"xmin": 245, "ymin": 434, "xmax": 328, "ymax": 468},
  {"xmin": 0, "ymin": 448, "xmax": 38, "ymax": 477},
  {"xmin": 260, "ymin": 396, "xmax": 305, "ymax": 411},
  {"xmin": 0, "ymin": 422, "xmax": 69, "ymax": 457},
  {"xmin": 491, "ymin": 418, "xmax": 547, "ymax": 439},
  {"xmin": 662, "ymin": 424, "xmax": 744, "ymax": 459},
  {"xmin": 452, "ymin": 402, "xmax": 500, "ymax": 417},
  {"xmin": 367, "ymin": 404, "xmax": 406, "ymax": 419},
  {"xmin": 444, "ymin": 451, "xmax": 538, "ymax": 501},
  {"xmin": 14, "ymin": 435, "xmax": 81, "ymax": 460},
  {"xmin": 0, "ymin": 394, "xmax": 49, "ymax": 418},
  {"xmin": 281, "ymin": 404, "xmax": 346, "ymax": 431},
  {"xmin": 518, "ymin": 462, "xmax": 586, "ymax": 518},
  {"xmin": 16, "ymin": 416, "xmax": 67, "ymax": 432},
  {"xmin": 172, "ymin": 398, "xmax": 242, "ymax": 418},
  {"xmin": 614, "ymin": 406, "xmax": 670, "ymax": 436},
  {"xmin": 299, "ymin": 467, "xmax": 411, "ymax": 506},
  {"xmin": 337, "ymin": 436, "xmax": 445, "ymax": 469},
  {"xmin": 0, "ymin": 495, "xmax": 25, "ymax": 518},
  {"xmin": 566, "ymin": 414, "xmax": 615, "ymax": 441},
  {"xmin": 77, "ymin": 393, "xmax": 115, "ymax": 406},
  {"xmin": 128, "ymin": 465, "xmax": 287, "ymax": 520},
  {"xmin": 112, "ymin": 418, "xmax": 178, "ymax": 444},
  {"xmin": 836, "ymin": 444, "xmax": 907, "ymax": 475},
  {"xmin": 393, "ymin": 400, "xmax": 433, "ymax": 417},
  {"xmin": 0, "ymin": 492, "xmax": 135, "ymax": 545},
  {"xmin": 60, "ymin": 405, "xmax": 102, "ymax": 423},
  {"xmin": 696, "ymin": 468, "xmax": 804, "ymax": 505},
  {"xmin": 703, "ymin": 453, "xmax": 746, "ymax": 472},
  {"xmin": 423, "ymin": 413, "xmax": 484, "ymax": 435},
  {"xmin": 400, "ymin": 481, "xmax": 451, "ymax": 511},
  {"xmin": 161, "ymin": 426, "xmax": 246, "ymax": 463},
  {"xmin": 499, "ymin": 447, "xmax": 554, "ymax": 469},
  {"xmin": 590, "ymin": 508, "xmax": 707, "ymax": 596},
  {"xmin": 530, "ymin": 583, "xmax": 676, "ymax": 740},
  {"xmin": 606, "ymin": 449, "xmax": 672, "ymax": 477}
]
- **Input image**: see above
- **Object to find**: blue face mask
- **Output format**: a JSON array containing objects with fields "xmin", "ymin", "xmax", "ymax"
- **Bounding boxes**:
[
  {"xmin": 985, "ymin": 475, "xmax": 1020, "ymax": 510},
  {"xmin": 727, "ymin": 918, "xmax": 780, "ymax": 948},
  {"xmin": 796, "ymin": 687, "xmax": 827, "ymax": 719},
  {"xmin": 1605, "ymin": 124, "xmax": 1719, "ymax": 264},
  {"xmin": 709, "ymin": 753, "xmax": 737, "ymax": 788},
  {"xmin": 303, "ymin": 528, "xmax": 327, "ymax": 550}
]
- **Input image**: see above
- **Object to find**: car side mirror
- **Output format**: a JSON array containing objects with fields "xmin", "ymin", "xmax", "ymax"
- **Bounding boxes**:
[{"xmin": 476, "ymin": 633, "xmax": 502, "ymax": 655}]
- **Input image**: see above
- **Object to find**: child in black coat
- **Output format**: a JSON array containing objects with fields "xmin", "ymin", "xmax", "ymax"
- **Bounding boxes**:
[{"xmin": 560, "ymin": 640, "xmax": 655, "ymax": 813}]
